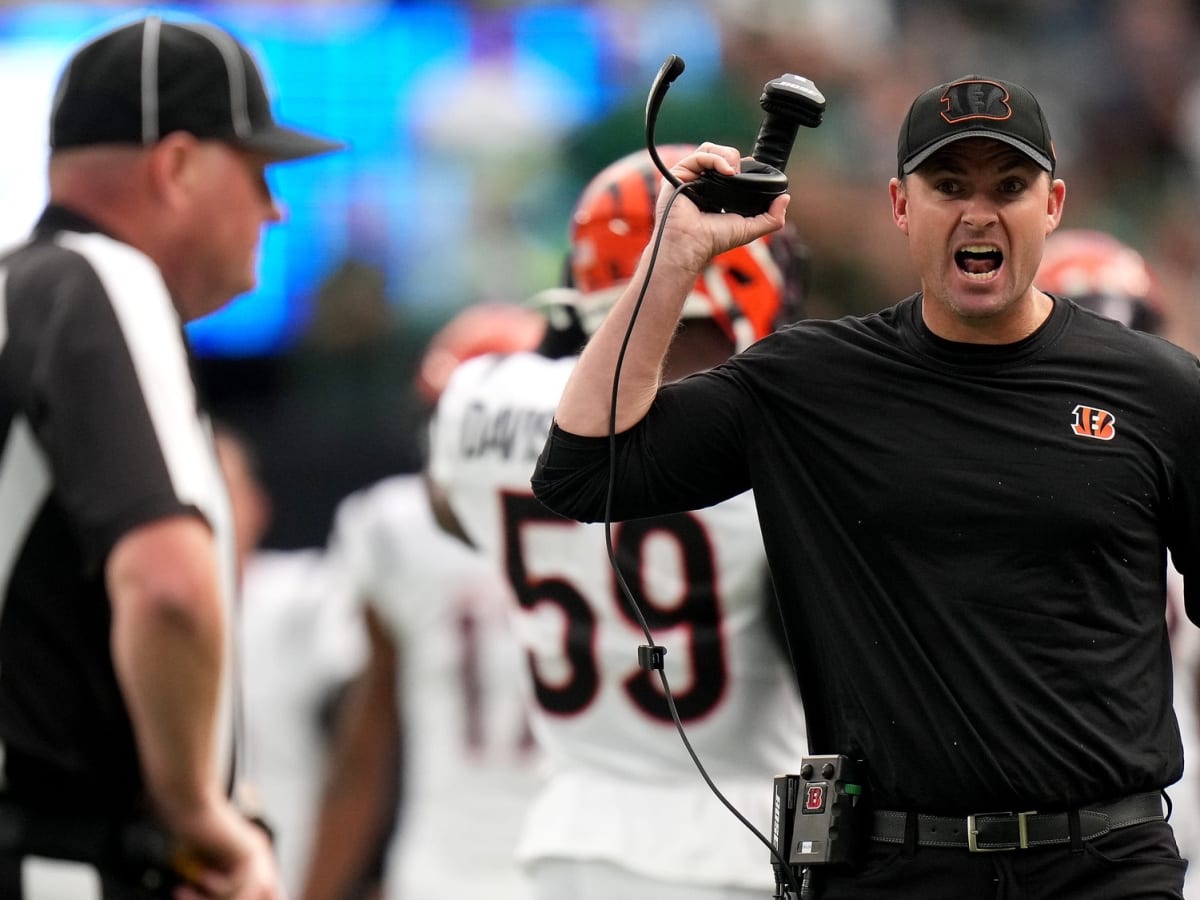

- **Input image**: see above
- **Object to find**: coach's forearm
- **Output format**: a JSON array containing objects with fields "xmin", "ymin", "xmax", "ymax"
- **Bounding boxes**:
[
  {"xmin": 554, "ymin": 144, "xmax": 788, "ymax": 436},
  {"xmin": 554, "ymin": 248, "xmax": 699, "ymax": 436}
]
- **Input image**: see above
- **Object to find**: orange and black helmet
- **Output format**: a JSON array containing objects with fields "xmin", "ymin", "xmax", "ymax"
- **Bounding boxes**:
[
  {"xmin": 1037, "ymin": 229, "xmax": 1164, "ymax": 335},
  {"xmin": 566, "ymin": 145, "xmax": 808, "ymax": 350}
]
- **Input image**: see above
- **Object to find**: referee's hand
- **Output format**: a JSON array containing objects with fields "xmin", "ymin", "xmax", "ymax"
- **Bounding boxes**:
[{"xmin": 170, "ymin": 799, "xmax": 285, "ymax": 900}]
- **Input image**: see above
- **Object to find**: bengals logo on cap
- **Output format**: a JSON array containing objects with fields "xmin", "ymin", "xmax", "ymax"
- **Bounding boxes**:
[
  {"xmin": 940, "ymin": 80, "xmax": 1013, "ymax": 125},
  {"xmin": 1070, "ymin": 405, "xmax": 1116, "ymax": 441}
]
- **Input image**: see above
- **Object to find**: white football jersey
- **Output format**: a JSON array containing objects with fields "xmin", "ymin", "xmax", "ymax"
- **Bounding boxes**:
[
  {"xmin": 428, "ymin": 351, "xmax": 809, "ymax": 890},
  {"xmin": 326, "ymin": 475, "xmax": 542, "ymax": 900},
  {"xmin": 239, "ymin": 549, "xmax": 367, "ymax": 897}
]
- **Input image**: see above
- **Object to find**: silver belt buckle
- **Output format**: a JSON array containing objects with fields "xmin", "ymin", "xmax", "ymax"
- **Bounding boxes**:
[{"xmin": 967, "ymin": 810, "xmax": 1037, "ymax": 852}]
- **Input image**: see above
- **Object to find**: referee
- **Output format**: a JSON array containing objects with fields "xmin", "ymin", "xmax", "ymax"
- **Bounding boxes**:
[{"xmin": 0, "ymin": 15, "xmax": 340, "ymax": 899}]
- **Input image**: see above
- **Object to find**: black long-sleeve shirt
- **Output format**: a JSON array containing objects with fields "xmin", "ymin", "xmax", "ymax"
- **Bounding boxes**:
[{"xmin": 533, "ymin": 293, "xmax": 1200, "ymax": 814}]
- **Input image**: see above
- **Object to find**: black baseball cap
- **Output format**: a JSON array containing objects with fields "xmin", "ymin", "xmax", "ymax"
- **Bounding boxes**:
[
  {"xmin": 50, "ymin": 15, "xmax": 344, "ymax": 161},
  {"xmin": 897, "ymin": 75, "xmax": 1054, "ymax": 177}
]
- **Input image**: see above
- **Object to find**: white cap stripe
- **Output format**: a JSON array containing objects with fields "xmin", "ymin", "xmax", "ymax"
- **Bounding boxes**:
[
  {"xmin": 140, "ymin": 15, "xmax": 161, "ymax": 144},
  {"xmin": 189, "ymin": 22, "xmax": 251, "ymax": 139}
]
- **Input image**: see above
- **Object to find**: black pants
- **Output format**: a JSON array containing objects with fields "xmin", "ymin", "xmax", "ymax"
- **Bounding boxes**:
[
  {"xmin": 812, "ymin": 821, "xmax": 1187, "ymax": 900},
  {"xmin": 0, "ymin": 852, "xmax": 176, "ymax": 899}
]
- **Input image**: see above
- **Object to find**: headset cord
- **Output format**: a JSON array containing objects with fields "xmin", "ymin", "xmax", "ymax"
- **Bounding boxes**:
[{"xmin": 603, "ymin": 181, "xmax": 805, "ymax": 899}]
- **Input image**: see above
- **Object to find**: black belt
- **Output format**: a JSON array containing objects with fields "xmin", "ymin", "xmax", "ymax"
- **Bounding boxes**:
[{"xmin": 871, "ymin": 792, "xmax": 1164, "ymax": 852}]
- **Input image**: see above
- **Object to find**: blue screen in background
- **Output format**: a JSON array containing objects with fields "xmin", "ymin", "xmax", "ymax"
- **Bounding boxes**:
[{"xmin": 0, "ymin": 1, "xmax": 722, "ymax": 356}]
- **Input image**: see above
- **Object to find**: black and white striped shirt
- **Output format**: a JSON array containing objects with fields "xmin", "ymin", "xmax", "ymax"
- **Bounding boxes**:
[{"xmin": 0, "ymin": 204, "xmax": 236, "ymax": 816}]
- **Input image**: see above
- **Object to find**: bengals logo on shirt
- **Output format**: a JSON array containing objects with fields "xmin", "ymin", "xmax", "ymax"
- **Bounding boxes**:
[{"xmin": 1070, "ymin": 405, "xmax": 1116, "ymax": 440}]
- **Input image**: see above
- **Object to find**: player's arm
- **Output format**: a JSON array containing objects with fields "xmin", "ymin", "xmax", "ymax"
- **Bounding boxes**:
[
  {"xmin": 424, "ymin": 386, "xmax": 478, "ymax": 547},
  {"xmin": 424, "ymin": 470, "xmax": 473, "ymax": 547},
  {"xmin": 107, "ymin": 513, "xmax": 278, "ymax": 898},
  {"xmin": 300, "ymin": 605, "xmax": 401, "ymax": 900},
  {"xmin": 553, "ymin": 144, "xmax": 787, "ymax": 437}
]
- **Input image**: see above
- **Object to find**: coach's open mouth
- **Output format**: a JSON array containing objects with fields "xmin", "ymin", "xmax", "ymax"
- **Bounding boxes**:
[{"xmin": 955, "ymin": 244, "xmax": 1003, "ymax": 280}]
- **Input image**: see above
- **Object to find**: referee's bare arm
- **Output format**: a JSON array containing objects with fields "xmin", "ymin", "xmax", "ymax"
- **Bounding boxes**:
[
  {"xmin": 552, "ymin": 143, "xmax": 788, "ymax": 437},
  {"xmin": 107, "ymin": 514, "xmax": 275, "ymax": 898}
]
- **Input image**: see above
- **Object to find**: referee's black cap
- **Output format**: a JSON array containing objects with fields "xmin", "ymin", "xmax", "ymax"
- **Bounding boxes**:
[
  {"xmin": 897, "ymin": 75, "xmax": 1054, "ymax": 177},
  {"xmin": 49, "ymin": 15, "xmax": 344, "ymax": 162}
]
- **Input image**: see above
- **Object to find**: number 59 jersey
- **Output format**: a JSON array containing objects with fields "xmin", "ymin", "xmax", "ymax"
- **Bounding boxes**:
[{"xmin": 428, "ymin": 350, "xmax": 808, "ymax": 889}]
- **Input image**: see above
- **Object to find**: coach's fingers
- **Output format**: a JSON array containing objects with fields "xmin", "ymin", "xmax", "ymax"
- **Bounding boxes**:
[{"xmin": 668, "ymin": 143, "xmax": 741, "ymax": 183}]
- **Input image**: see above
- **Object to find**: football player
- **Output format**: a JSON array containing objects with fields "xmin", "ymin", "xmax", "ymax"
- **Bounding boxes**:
[
  {"xmin": 301, "ymin": 303, "xmax": 547, "ymax": 900},
  {"xmin": 427, "ymin": 146, "xmax": 811, "ymax": 900}
]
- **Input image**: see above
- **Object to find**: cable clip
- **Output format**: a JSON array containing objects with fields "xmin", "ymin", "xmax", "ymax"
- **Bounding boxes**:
[{"xmin": 637, "ymin": 644, "xmax": 667, "ymax": 671}]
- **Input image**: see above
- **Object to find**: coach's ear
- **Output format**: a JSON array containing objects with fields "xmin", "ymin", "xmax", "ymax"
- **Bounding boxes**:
[
  {"xmin": 1045, "ymin": 177, "xmax": 1066, "ymax": 235},
  {"xmin": 890, "ymin": 177, "xmax": 909, "ymax": 236}
]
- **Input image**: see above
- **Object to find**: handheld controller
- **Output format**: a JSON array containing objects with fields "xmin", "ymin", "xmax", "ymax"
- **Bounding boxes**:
[{"xmin": 645, "ymin": 55, "xmax": 826, "ymax": 217}]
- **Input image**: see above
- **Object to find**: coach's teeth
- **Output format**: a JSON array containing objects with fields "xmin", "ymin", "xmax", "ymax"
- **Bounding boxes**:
[{"xmin": 955, "ymin": 245, "xmax": 1002, "ymax": 276}]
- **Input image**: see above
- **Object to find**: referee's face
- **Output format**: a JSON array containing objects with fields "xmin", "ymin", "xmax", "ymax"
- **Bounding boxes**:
[{"xmin": 175, "ymin": 140, "xmax": 282, "ymax": 320}]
